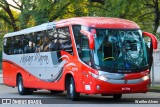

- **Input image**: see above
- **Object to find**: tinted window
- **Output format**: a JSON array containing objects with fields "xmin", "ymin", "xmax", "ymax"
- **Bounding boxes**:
[
  {"xmin": 35, "ymin": 31, "xmax": 46, "ymax": 52},
  {"xmin": 4, "ymin": 37, "xmax": 13, "ymax": 55},
  {"xmin": 3, "ymin": 27, "xmax": 73, "ymax": 55},
  {"xmin": 72, "ymin": 25, "xmax": 91, "ymax": 63},
  {"xmin": 44, "ymin": 27, "xmax": 73, "ymax": 54},
  {"xmin": 58, "ymin": 27, "xmax": 73, "ymax": 54}
]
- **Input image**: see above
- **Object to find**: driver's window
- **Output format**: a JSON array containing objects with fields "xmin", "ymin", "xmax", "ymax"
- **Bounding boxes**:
[
  {"xmin": 143, "ymin": 36, "xmax": 153, "ymax": 56},
  {"xmin": 144, "ymin": 37, "xmax": 152, "ymax": 49},
  {"xmin": 81, "ymin": 34, "xmax": 91, "ymax": 64}
]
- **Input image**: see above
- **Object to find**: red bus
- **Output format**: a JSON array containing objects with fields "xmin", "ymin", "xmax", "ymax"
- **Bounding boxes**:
[{"xmin": 3, "ymin": 17, "xmax": 158, "ymax": 100}]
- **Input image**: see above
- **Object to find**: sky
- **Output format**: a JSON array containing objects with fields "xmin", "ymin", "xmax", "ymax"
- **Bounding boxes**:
[
  {"xmin": 7, "ymin": 0, "xmax": 20, "ymax": 12},
  {"xmin": 7, "ymin": 0, "xmax": 17, "ymax": 6}
]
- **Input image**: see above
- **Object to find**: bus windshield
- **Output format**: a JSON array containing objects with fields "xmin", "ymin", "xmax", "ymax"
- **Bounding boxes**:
[{"xmin": 93, "ymin": 29, "xmax": 148, "ymax": 72}]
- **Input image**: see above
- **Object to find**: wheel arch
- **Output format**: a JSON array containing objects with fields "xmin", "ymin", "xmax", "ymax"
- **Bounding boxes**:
[{"xmin": 65, "ymin": 73, "xmax": 75, "ymax": 90}]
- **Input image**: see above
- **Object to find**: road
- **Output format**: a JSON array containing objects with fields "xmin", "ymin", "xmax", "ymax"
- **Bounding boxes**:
[{"xmin": 0, "ymin": 85, "xmax": 160, "ymax": 104}]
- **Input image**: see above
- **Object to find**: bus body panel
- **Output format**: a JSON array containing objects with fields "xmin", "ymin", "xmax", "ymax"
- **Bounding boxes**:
[{"xmin": 3, "ymin": 61, "xmax": 17, "ymax": 87}]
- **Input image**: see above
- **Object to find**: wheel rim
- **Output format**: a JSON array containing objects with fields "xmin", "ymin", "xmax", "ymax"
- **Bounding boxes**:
[{"xmin": 18, "ymin": 79, "xmax": 23, "ymax": 92}]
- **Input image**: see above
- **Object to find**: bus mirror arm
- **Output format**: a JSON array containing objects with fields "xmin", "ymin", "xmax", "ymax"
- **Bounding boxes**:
[
  {"xmin": 142, "ymin": 32, "xmax": 158, "ymax": 50},
  {"xmin": 80, "ymin": 30, "xmax": 95, "ymax": 50}
]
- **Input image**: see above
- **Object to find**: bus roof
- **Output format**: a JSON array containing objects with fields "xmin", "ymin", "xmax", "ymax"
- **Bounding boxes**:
[
  {"xmin": 4, "ymin": 17, "xmax": 140, "ymax": 38},
  {"xmin": 60, "ymin": 17, "xmax": 140, "ymax": 29},
  {"xmin": 4, "ymin": 22, "xmax": 56, "ymax": 38}
]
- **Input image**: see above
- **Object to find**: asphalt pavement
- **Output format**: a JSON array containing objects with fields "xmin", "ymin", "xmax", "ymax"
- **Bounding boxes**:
[{"xmin": 0, "ymin": 73, "xmax": 159, "ymax": 106}]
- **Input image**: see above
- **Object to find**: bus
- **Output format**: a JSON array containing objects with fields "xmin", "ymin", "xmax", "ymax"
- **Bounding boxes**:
[{"xmin": 3, "ymin": 17, "xmax": 158, "ymax": 101}]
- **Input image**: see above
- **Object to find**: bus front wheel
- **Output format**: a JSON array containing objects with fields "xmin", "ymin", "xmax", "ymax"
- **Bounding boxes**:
[
  {"xmin": 67, "ymin": 77, "xmax": 80, "ymax": 101},
  {"xmin": 113, "ymin": 94, "xmax": 122, "ymax": 99},
  {"xmin": 17, "ymin": 75, "xmax": 33, "ymax": 95}
]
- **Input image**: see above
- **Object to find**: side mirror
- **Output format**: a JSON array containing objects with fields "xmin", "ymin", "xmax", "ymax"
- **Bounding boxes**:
[
  {"xmin": 80, "ymin": 30, "xmax": 95, "ymax": 50},
  {"xmin": 143, "ymin": 32, "xmax": 158, "ymax": 50}
]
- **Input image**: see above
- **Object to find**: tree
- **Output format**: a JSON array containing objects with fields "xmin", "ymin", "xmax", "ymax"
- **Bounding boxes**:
[
  {"xmin": 143, "ymin": 0, "xmax": 160, "ymax": 34},
  {"xmin": 8, "ymin": 0, "xmax": 37, "ymax": 29},
  {"xmin": 36, "ymin": 0, "xmax": 89, "ymax": 21},
  {"xmin": 89, "ymin": 0, "xmax": 105, "ymax": 4},
  {"xmin": 89, "ymin": 0, "xmax": 160, "ymax": 34},
  {"xmin": 0, "ymin": 9, "xmax": 11, "ymax": 27},
  {"xmin": 0, "ymin": 0, "xmax": 18, "ymax": 31},
  {"xmin": 0, "ymin": 0, "xmax": 159, "ymax": 34}
]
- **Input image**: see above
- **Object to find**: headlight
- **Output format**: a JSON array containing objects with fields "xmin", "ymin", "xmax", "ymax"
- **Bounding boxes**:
[
  {"xmin": 98, "ymin": 76, "xmax": 107, "ymax": 81},
  {"xmin": 89, "ymin": 72, "xmax": 107, "ymax": 81},
  {"xmin": 142, "ymin": 75, "xmax": 149, "ymax": 81},
  {"xmin": 89, "ymin": 72, "xmax": 98, "ymax": 78}
]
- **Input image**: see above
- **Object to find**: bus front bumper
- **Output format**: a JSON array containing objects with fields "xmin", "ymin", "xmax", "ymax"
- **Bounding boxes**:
[{"xmin": 82, "ymin": 77, "xmax": 150, "ymax": 94}]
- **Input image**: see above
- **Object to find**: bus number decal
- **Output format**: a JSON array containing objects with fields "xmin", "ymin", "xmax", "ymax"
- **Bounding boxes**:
[{"xmin": 72, "ymin": 67, "xmax": 78, "ymax": 71}]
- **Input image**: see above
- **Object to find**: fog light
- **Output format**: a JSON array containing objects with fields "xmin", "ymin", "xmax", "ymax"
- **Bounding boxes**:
[{"xmin": 97, "ymin": 85, "xmax": 100, "ymax": 90}]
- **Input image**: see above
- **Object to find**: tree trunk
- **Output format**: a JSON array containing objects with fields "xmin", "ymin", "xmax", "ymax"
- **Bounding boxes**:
[
  {"xmin": 1, "ymin": 0, "xmax": 18, "ymax": 31},
  {"xmin": 153, "ymin": 0, "xmax": 160, "ymax": 35},
  {"xmin": 5, "ymin": 7, "xmax": 18, "ymax": 31}
]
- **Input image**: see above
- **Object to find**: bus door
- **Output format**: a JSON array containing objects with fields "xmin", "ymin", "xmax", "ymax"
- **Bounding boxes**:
[
  {"xmin": 143, "ymin": 32, "xmax": 158, "ymax": 71},
  {"xmin": 79, "ymin": 30, "xmax": 95, "ymax": 92}
]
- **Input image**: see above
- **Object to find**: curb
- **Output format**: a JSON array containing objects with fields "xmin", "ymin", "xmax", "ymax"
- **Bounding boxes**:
[{"xmin": 148, "ymin": 89, "xmax": 160, "ymax": 93}]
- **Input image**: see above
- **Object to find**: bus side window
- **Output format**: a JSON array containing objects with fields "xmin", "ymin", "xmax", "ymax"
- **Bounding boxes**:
[
  {"xmin": 4, "ymin": 37, "xmax": 13, "ymax": 55},
  {"xmin": 13, "ymin": 36, "xmax": 21, "ymax": 54},
  {"xmin": 19, "ymin": 35, "xmax": 28, "ymax": 54},
  {"xmin": 35, "ymin": 31, "xmax": 46, "ymax": 52},
  {"xmin": 72, "ymin": 25, "xmax": 91, "ymax": 64},
  {"xmin": 22, "ymin": 33, "xmax": 34, "ymax": 53},
  {"xmin": 44, "ymin": 28, "xmax": 58, "ymax": 52},
  {"xmin": 58, "ymin": 27, "xmax": 73, "ymax": 54},
  {"xmin": 72, "ymin": 25, "xmax": 81, "ymax": 53}
]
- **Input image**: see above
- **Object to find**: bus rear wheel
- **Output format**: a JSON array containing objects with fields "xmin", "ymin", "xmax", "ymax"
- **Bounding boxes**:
[
  {"xmin": 17, "ymin": 75, "xmax": 33, "ymax": 95},
  {"xmin": 67, "ymin": 77, "xmax": 80, "ymax": 101},
  {"xmin": 113, "ymin": 94, "xmax": 122, "ymax": 99}
]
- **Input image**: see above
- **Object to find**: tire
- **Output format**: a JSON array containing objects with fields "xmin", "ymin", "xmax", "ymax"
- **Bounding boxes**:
[
  {"xmin": 17, "ymin": 75, "xmax": 33, "ymax": 95},
  {"xmin": 50, "ymin": 90, "xmax": 64, "ymax": 94},
  {"xmin": 113, "ymin": 94, "xmax": 122, "ymax": 99},
  {"xmin": 67, "ymin": 77, "xmax": 80, "ymax": 101}
]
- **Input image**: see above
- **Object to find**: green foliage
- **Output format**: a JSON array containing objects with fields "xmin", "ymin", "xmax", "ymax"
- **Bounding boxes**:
[
  {"xmin": 0, "ymin": 10, "xmax": 12, "ymax": 32},
  {"xmin": 0, "ymin": 33, "xmax": 4, "ymax": 70}
]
